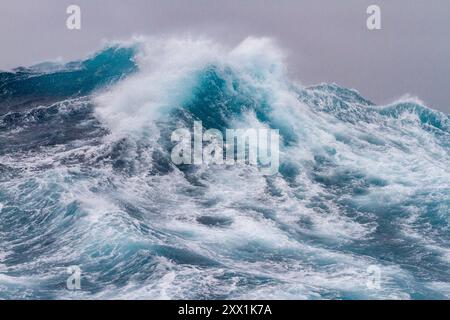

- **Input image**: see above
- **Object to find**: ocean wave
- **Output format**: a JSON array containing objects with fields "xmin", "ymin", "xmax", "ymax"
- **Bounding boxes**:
[{"xmin": 0, "ymin": 36, "xmax": 448, "ymax": 299}]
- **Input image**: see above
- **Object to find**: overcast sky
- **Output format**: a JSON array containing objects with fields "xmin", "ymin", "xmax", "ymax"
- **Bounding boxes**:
[{"xmin": 0, "ymin": 0, "xmax": 449, "ymax": 113}]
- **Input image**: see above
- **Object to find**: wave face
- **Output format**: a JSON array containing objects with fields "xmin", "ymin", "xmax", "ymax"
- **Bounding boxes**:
[{"xmin": 0, "ymin": 37, "xmax": 449, "ymax": 299}]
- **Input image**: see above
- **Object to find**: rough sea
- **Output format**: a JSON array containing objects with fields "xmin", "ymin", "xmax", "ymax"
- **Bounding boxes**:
[{"xmin": 0, "ymin": 37, "xmax": 449, "ymax": 299}]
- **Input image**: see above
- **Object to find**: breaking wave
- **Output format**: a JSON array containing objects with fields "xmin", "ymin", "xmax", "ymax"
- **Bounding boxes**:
[{"xmin": 0, "ymin": 36, "xmax": 449, "ymax": 299}]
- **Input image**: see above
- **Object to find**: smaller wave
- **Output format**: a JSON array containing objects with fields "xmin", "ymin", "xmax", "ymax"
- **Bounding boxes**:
[
  {"xmin": 0, "ymin": 46, "xmax": 138, "ymax": 113},
  {"xmin": 377, "ymin": 101, "xmax": 450, "ymax": 132}
]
